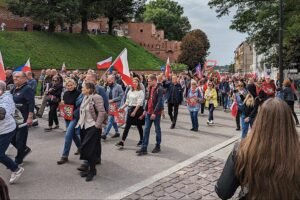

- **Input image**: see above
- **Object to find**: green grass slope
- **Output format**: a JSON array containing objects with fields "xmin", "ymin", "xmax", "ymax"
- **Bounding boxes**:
[{"xmin": 0, "ymin": 32, "xmax": 164, "ymax": 70}]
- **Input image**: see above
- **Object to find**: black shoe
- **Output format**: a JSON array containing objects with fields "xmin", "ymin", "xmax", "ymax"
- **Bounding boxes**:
[
  {"xmin": 116, "ymin": 141, "xmax": 124, "ymax": 148},
  {"xmin": 101, "ymin": 135, "xmax": 107, "ymax": 140},
  {"xmin": 170, "ymin": 124, "xmax": 175, "ymax": 129},
  {"xmin": 44, "ymin": 127, "xmax": 52, "ymax": 132},
  {"xmin": 96, "ymin": 158, "xmax": 101, "ymax": 165},
  {"xmin": 136, "ymin": 149, "xmax": 147, "ymax": 155},
  {"xmin": 77, "ymin": 164, "xmax": 89, "ymax": 172},
  {"xmin": 236, "ymin": 128, "xmax": 241, "ymax": 131},
  {"xmin": 80, "ymin": 170, "xmax": 90, "ymax": 177},
  {"xmin": 111, "ymin": 133, "xmax": 120, "ymax": 138},
  {"xmin": 190, "ymin": 128, "xmax": 195, "ymax": 131},
  {"xmin": 192, "ymin": 129, "xmax": 198, "ymax": 132},
  {"xmin": 86, "ymin": 171, "xmax": 96, "ymax": 182},
  {"xmin": 32, "ymin": 121, "xmax": 39, "ymax": 127},
  {"xmin": 152, "ymin": 146, "xmax": 161, "ymax": 153},
  {"xmin": 23, "ymin": 147, "xmax": 32, "ymax": 160},
  {"xmin": 57, "ymin": 157, "xmax": 68, "ymax": 165},
  {"xmin": 136, "ymin": 141, "xmax": 142, "ymax": 147}
]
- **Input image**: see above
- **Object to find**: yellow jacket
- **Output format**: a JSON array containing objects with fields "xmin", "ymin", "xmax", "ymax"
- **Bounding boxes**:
[{"xmin": 204, "ymin": 88, "xmax": 218, "ymax": 107}]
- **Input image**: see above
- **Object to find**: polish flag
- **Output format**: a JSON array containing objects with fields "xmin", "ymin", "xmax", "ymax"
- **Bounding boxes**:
[
  {"xmin": 165, "ymin": 57, "xmax": 171, "ymax": 78},
  {"xmin": 111, "ymin": 49, "xmax": 132, "ymax": 85},
  {"xmin": 97, "ymin": 57, "xmax": 112, "ymax": 69},
  {"xmin": 0, "ymin": 51, "xmax": 5, "ymax": 81}
]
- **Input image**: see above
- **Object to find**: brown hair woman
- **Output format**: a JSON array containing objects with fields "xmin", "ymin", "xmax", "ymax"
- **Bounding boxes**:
[{"xmin": 215, "ymin": 98, "xmax": 300, "ymax": 199}]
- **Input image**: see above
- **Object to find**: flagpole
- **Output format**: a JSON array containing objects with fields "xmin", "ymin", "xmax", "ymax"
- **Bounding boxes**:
[{"xmin": 100, "ymin": 48, "xmax": 127, "ymax": 79}]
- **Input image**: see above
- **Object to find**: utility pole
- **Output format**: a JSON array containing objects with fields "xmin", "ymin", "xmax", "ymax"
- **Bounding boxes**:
[{"xmin": 279, "ymin": 0, "xmax": 284, "ymax": 86}]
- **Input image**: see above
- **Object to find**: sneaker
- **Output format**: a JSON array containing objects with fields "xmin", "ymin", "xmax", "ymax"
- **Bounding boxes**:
[
  {"xmin": 111, "ymin": 133, "xmax": 120, "ymax": 138},
  {"xmin": 136, "ymin": 141, "xmax": 142, "ymax": 147},
  {"xmin": 210, "ymin": 120, "xmax": 214, "ymax": 124},
  {"xmin": 152, "ymin": 146, "xmax": 161, "ymax": 153},
  {"xmin": 206, "ymin": 120, "xmax": 210, "ymax": 125},
  {"xmin": 9, "ymin": 167, "xmax": 24, "ymax": 184},
  {"xmin": 80, "ymin": 170, "xmax": 90, "ymax": 178},
  {"xmin": 170, "ymin": 124, "xmax": 175, "ymax": 129},
  {"xmin": 23, "ymin": 147, "xmax": 32, "ymax": 160},
  {"xmin": 136, "ymin": 149, "xmax": 147, "ymax": 155},
  {"xmin": 77, "ymin": 164, "xmax": 89, "ymax": 172},
  {"xmin": 190, "ymin": 128, "xmax": 195, "ymax": 131},
  {"xmin": 44, "ymin": 127, "xmax": 52, "ymax": 132},
  {"xmin": 74, "ymin": 149, "xmax": 80, "ymax": 155},
  {"xmin": 101, "ymin": 135, "xmax": 107, "ymax": 140},
  {"xmin": 116, "ymin": 141, "xmax": 124, "ymax": 148},
  {"xmin": 236, "ymin": 128, "xmax": 241, "ymax": 131},
  {"xmin": 192, "ymin": 129, "xmax": 198, "ymax": 132},
  {"xmin": 57, "ymin": 157, "xmax": 68, "ymax": 165},
  {"xmin": 53, "ymin": 125, "xmax": 59, "ymax": 129}
]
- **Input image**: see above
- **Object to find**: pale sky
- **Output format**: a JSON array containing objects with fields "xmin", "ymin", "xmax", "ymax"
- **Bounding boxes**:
[{"xmin": 176, "ymin": 0, "xmax": 247, "ymax": 65}]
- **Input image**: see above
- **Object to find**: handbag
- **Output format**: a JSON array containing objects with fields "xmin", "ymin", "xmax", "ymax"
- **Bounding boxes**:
[{"xmin": 59, "ymin": 104, "xmax": 74, "ymax": 121}]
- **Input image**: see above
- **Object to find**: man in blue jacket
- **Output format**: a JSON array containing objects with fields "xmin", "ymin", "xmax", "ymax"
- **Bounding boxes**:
[
  {"xmin": 219, "ymin": 78, "xmax": 230, "ymax": 111},
  {"xmin": 164, "ymin": 75, "xmax": 183, "ymax": 129},
  {"xmin": 11, "ymin": 72, "xmax": 35, "ymax": 165}
]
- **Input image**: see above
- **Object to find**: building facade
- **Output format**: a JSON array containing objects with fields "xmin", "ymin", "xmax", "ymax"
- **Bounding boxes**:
[
  {"xmin": 234, "ymin": 41, "xmax": 253, "ymax": 73},
  {"xmin": 0, "ymin": 6, "xmax": 33, "ymax": 31}
]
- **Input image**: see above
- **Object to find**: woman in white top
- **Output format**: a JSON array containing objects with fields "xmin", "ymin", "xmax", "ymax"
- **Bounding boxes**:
[
  {"xmin": 0, "ymin": 81, "xmax": 24, "ymax": 184},
  {"xmin": 116, "ymin": 78, "xmax": 145, "ymax": 148}
]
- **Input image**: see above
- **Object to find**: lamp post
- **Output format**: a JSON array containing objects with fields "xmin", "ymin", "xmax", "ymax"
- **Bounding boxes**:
[{"xmin": 278, "ymin": 0, "xmax": 284, "ymax": 86}]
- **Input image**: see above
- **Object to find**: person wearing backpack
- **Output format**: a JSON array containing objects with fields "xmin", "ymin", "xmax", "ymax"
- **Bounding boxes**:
[
  {"xmin": 282, "ymin": 79, "xmax": 299, "ymax": 126},
  {"xmin": 186, "ymin": 80, "xmax": 203, "ymax": 132},
  {"xmin": 0, "ymin": 81, "xmax": 24, "ymax": 184}
]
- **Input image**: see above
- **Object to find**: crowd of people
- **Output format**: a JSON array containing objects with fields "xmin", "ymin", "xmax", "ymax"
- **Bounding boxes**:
[{"xmin": 0, "ymin": 66, "xmax": 299, "ymax": 198}]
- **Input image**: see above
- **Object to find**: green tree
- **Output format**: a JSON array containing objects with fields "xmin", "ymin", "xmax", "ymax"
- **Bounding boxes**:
[
  {"xmin": 208, "ymin": 0, "xmax": 300, "ymax": 67},
  {"xmin": 101, "ymin": 0, "xmax": 136, "ymax": 35},
  {"xmin": 142, "ymin": 0, "xmax": 191, "ymax": 41},
  {"xmin": 178, "ymin": 29, "xmax": 210, "ymax": 70},
  {"xmin": 79, "ymin": 0, "xmax": 103, "ymax": 34}
]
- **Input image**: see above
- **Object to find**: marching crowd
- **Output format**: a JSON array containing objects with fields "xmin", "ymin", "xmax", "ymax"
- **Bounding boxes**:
[{"xmin": 0, "ymin": 67, "xmax": 299, "ymax": 199}]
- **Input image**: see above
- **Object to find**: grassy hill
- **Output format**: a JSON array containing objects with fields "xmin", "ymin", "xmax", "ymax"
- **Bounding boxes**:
[
  {"xmin": 0, "ymin": 0, "xmax": 6, "ymax": 6},
  {"xmin": 0, "ymin": 31, "xmax": 164, "ymax": 70}
]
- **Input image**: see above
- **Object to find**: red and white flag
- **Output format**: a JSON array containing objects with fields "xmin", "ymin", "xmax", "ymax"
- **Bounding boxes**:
[
  {"xmin": 111, "ymin": 49, "xmax": 132, "ymax": 85},
  {"xmin": 165, "ymin": 57, "xmax": 171, "ymax": 78},
  {"xmin": 0, "ymin": 51, "xmax": 5, "ymax": 81},
  {"xmin": 97, "ymin": 57, "xmax": 112, "ymax": 69}
]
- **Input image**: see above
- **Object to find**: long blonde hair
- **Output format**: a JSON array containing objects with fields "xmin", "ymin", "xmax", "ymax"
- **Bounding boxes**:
[
  {"xmin": 236, "ymin": 98, "xmax": 300, "ymax": 199},
  {"xmin": 243, "ymin": 93, "xmax": 254, "ymax": 107}
]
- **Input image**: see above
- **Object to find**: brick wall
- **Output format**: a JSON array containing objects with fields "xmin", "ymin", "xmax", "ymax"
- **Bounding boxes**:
[{"xmin": 0, "ymin": 6, "xmax": 33, "ymax": 31}]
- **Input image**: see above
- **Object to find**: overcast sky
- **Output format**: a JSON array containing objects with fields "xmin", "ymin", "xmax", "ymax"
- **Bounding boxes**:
[{"xmin": 176, "ymin": 0, "xmax": 247, "ymax": 65}]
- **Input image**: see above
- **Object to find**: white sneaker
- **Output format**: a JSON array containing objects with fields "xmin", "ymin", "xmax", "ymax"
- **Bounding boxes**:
[
  {"xmin": 207, "ymin": 120, "xmax": 210, "ymax": 125},
  {"xmin": 9, "ymin": 167, "xmax": 24, "ymax": 184},
  {"xmin": 209, "ymin": 120, "xmax": 214, "ymax": 125}
]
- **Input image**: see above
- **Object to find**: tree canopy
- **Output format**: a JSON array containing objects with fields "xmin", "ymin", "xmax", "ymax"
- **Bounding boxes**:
[
  {"xmin": 178, "ymin": 29, "xmax": 210, "ymax": 69},
  {"xmin": 141, "ymin": 0, "xmax": 191, "ymax": 41}
]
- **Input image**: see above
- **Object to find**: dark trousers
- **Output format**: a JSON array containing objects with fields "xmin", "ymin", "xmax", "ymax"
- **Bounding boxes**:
[
  {"xmin": 236, "ymin": 110, "xmax": 241, "ymax": 129},
  {"xmin": 49, "ymin": 104, "xmax": 59, "ymax": 127},
  {"xmin": 208, "ymin": 104, "xmax": 215, "ymax": 121},
  {"xmin": 221, "ymin": 93, "xmax": 228, "ymax": 109},
  {"xmin": 200, "ymin": 102, "xmax": 205, "ymax": 114},
  {"xmin": 287, "ymin": 101, "xmax": 299, "ymax": 124},
  {"xmin": 168, "ymin": 103, "xmax": 179, "ymax": 125},
  {"xmin": 122, "ymin": 122, "xmax": 143, "ymax": 142},
  {"xmin": 11, "ymin": 126, "xmax": 29, "ymax": 164}
]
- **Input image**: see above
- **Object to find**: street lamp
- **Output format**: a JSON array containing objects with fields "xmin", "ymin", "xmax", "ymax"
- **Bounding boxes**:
[{"xmin": 278, "ymin": 0, "xmax": 284, "ymax": 86}]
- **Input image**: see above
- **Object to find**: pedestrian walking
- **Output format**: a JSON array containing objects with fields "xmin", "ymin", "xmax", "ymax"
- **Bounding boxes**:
[
  {"xmin": 116, "ymin": 78, "xmax": 145, "ymax": 148},
  {"xmin": 205, "ymin": 82, "xmax": 218, "ymax": 125}
]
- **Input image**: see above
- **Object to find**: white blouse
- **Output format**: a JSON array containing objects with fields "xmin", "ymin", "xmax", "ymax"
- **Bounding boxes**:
[{"xmin": 125, "ymin": 90, "xmax": 145, "ymax": 107}]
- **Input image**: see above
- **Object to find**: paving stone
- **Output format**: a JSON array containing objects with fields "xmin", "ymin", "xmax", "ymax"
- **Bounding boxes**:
[
  {"xmin": 159, "ymin": 177, "xmax": 173, "ymax": 183},
  {"xmin": 153, "ymin": 186, "xmax": 164, "ymax": 192},
  {"xmin": 197, "ymin": 178, "xmax": 211, "ymax": 186},
  {"xmin": 204, "ymin": 184, "xmax": 215, "ymax": 192},
  {"xmin": 173, "ymin": 182, "xmax": 185, "ymax": 189},
  {"xmin": 176, "ymin": 170, "xmax": 187, "ymax": 175},
  {"xmin": 189, "ymin": 191, "xmax": 203, "ymax": 200},
  {"xmin": 161, "ymin": 182, "xmax": 173, "ymax": 188},
  {"xmin": 164, "ymin": 186, "xmax": 177, "ymax": 193},
  {"xmin": 148, "ymin": 181, "xmax": 161, "ymax": 188},
  {"xmin": 170, "ymin": 178, "xmax": 180, "ymax": 184},
  {"xmin": 180, "ymin": 186, "xmax": 196, "ymax": 195},
  {"xmin": 168, "ymin": 173, "xmax": 179, "ymax": 179},
  {"xmin": 153, "ymin": 190, "xmax": 165, "ymax": 198},
  {"xmin": 136, "ymin": 187, "xmax": 153, "ymax": 197},
  {"xmin": 124, "ymin": 193, "xmax": 140, "ymax": 200},
  {"xmin": 141, "ymin": 194, "xmax": 155, "ymax": 200},
  {"xmin": 198, "ymin": 189, "xmax": 211, "ymax": 196},
  {"xmin": 202, "ymin": 195, "xmax": 216, "ymax": 200},
  {"xmin": 197, "ymin": 172, "xmax": 208, "ymax": 179},
  {"xmin": 170, "ymin": 191, "xmax": 185, "ymax": 199}
]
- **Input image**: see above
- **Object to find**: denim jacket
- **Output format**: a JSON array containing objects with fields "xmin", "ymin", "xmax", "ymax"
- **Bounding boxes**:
[{"xmin": 106, "ymin": 83, "xmax": 124, "ymax": 107}]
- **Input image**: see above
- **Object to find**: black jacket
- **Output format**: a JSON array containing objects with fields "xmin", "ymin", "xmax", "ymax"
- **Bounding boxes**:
[
  {"xmin": 145, "ymin": 84, "xmax": 164, "ymax": 115},
  {"xmin": 215, "ymin": 143, "xmax": 246, "ymax": 200},
  {"xmin": 164, "ymin": 81, "xmax": 183, "ymax": 105}
]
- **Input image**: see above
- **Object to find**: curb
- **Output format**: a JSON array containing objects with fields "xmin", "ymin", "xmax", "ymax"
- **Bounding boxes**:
[{"xmin": 107, "ymin": 135, "xmax": 240, "ymax": 200}]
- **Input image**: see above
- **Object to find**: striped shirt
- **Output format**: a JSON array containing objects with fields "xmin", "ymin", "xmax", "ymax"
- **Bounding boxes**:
[{"xmin": 0, "ymin": 91, "xmax": 16, "ymax": 135}]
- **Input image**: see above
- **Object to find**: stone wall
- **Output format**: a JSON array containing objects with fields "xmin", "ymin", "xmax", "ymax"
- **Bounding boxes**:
[{"xmin": 0, "ymin": 6, "xmax": 33, "ymax": 31}]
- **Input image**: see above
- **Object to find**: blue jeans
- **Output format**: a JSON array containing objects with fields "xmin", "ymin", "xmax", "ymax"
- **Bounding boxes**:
[
  {"xmin": 221, "ymin": 93, "xmax": 228, "ymax": 109},
  {"xmin": 141, "ymin": 114, "xmax": 161, "ymax": 151},
  {"xmin": 241, "ymin": 114, "xmax": 253, "ymax": 139},
  {"xmin": 190, "ymin": 111, "xmax": 199, "ymax": 130},
  {"xmin": 0, "ymin": 130, "xmax": 18, "ymax": 172},
  {"xmin": 208, "ymin": 104, "xmax": 215, "ymax": 121},
  {"xmin": 62, "ymin": 119, "xmax": 81, "ymax": 157},
  {"xmin": 104, "ymin": 115, "xmax": 119, "ymax": 135}
]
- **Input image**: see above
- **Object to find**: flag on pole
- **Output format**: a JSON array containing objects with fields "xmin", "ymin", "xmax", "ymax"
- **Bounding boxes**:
[
  {"xmin": 97, "ymin": 57, "xmax": 112, "ymax": 69},
  {"xmin": 110, "ymin": 49, "xmax": 132, "ymax": 85},
  {"xmin": 0, "ymin": 51, "xmax": 5, "ymax": 81},
  {"xmin": 15, "ymin": 58, "xmax": 31, "ymax": 72},
  {"xmin": 195, "ymin": 63, "xmax": 202, "ymax": 78},
  {"xmin": 165, "ymin": 57, "xmax": 171, "ymax": 78}
]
